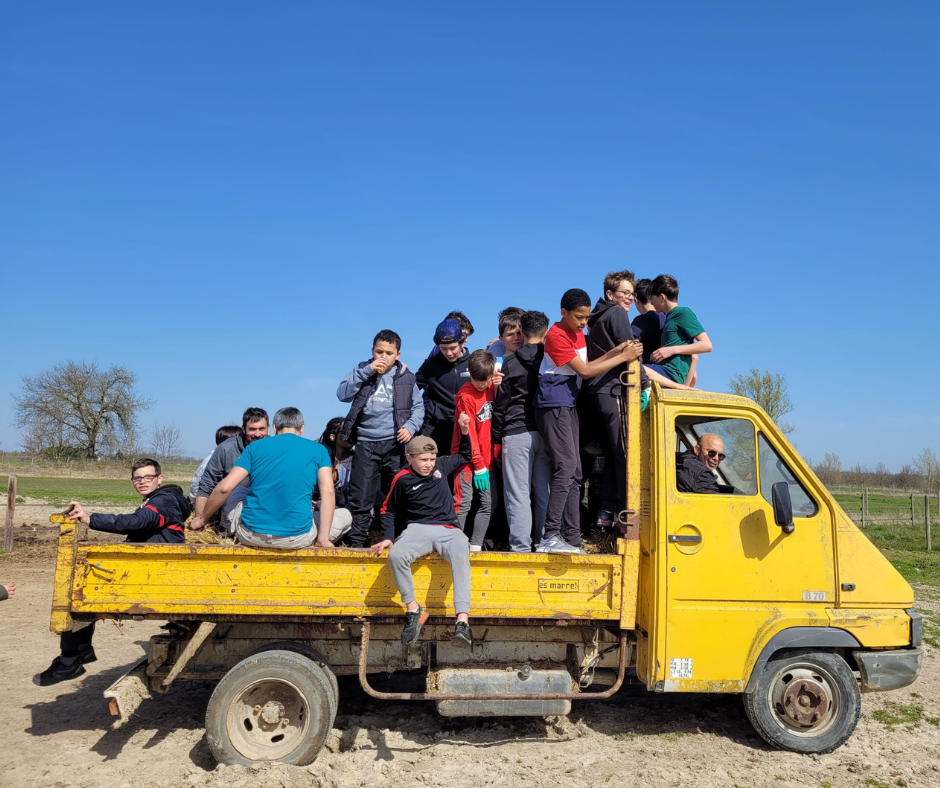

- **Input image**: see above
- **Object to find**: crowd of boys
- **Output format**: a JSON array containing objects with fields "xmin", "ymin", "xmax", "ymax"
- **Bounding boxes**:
[{"xmin": 33, "ymin": 272, "xmax": 714, "ymax": 685}]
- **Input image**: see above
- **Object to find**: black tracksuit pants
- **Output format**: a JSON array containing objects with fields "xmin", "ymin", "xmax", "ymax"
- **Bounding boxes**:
[
  {"xmin": 589, "ymin": 389, "xmax": 626, "ymax": 515},
  {"xmin": 346, "ymin": 438, "xmax": 405, "ymax": 547},
  {"xmin": 535, "ymin": 406, "xmax": 583, "ymax": 547}
]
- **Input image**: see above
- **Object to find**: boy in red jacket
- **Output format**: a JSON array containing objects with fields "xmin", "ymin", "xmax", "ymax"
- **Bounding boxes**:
[{"xmin": 451, "ymin": 350, "xmax": 502, "ymax": 551}]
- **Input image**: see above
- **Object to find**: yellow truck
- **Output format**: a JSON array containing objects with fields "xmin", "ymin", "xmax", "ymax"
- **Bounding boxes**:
[{"xmin": 48, "ymin": 363, "xmax": 923, "ymax": 766}]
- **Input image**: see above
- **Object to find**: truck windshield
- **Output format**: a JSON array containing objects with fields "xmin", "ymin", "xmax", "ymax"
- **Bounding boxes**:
[{"xmin": 757, "ymin": 433, "xmax": 818, "ymax": 517}]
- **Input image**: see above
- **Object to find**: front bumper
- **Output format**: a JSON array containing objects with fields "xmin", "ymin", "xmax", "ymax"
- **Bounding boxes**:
[{"xmin": 854, "ymin": 648, "xmax": 924, "ymax": 692}]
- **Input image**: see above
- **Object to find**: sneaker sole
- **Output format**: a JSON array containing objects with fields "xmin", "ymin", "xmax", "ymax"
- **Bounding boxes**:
[{"xmin": 452, "ymin": 635, "xmax": 472, "ymax": 649}]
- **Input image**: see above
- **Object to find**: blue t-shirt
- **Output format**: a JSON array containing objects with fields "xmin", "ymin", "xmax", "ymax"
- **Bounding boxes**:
[{"xmin": 235, "ymin": 433, "xmax": 332, "ymax": 537}]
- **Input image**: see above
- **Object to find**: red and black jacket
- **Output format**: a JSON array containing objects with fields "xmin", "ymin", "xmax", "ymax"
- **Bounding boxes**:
[
  {"xmin": 90, "ymin": 484, "xmax": 193, "ymax": 544},
  {"xmin": 379, "ymin": 432, "xmax": 472, "ymax": 541}
]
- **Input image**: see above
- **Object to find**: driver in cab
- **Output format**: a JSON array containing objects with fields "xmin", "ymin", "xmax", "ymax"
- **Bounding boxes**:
[{"xmin": 677, "ymin": 434, "xmax": 724, "ymax": 494}]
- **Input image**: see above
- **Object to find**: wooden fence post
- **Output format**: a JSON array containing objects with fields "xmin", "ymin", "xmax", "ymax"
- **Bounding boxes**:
[
  {"xmin": 927, "ymin": 495, "xmax": 932, "ymax": 552},
  {"xmin": 910, "ymin": 492, "xmax": 915, "ymax": 529},
  {"xmin": 861, "ymin": 492, "xmax": 866, "ymax": 528},
  {"xmin": 3, "ymin": 475, "xmax": 16, "ymax": 554}
]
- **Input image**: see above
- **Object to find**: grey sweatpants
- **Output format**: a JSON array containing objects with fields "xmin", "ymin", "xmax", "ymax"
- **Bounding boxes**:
[
  {"xmin": 502, "ymin": 430, "xmax": 552, "ymax": 552},
  {"xmin": 455, "ymin": 468, "xmax": 493, "ymax": 547},
  {"xmin": 388, "ymin": 523, "xmax": 472, "ymax": 615}
]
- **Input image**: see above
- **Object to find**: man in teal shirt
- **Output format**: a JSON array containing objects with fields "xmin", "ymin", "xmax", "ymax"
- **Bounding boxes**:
[
  {"xmin": 644, "ymin": 274, "xmax": 712, "ymax": 389},
  {"xmin": 192, "ymin": 407, "xmax": 336, "ymax": 548}
]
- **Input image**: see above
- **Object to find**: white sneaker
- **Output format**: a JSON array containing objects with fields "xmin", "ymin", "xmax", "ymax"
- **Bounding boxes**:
[
  {"xmin": 469, "ymin": 544, "xmax": 482, "ymax": 552},
  {"xmin": 535, "ymin": 536, "xmax": 582, "ymax": 554}
]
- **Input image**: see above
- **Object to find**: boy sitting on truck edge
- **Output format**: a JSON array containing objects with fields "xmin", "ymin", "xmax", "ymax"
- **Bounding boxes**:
[
  {"xmin": 416, "ymin": 319, "xmax": 471, "ymax": 453},
  {"xmin": 191, "ymin": 407, "xmax": 337, "ymax": 548},
  {"xmin": 493, "ymin": 309, "xmax": 552, "ymax": 552},
  {"xmin": 337, "ymin": 329, "xmax": 425, "ymax": 548},
  {"xmin": 34, "ymin": 458, "xmax": 192, "ymax": 687},
  {"xmin": 643, "ymin": 274, "xmax": 710, "ymax": 390},
  {"xmin": 371, "ymin": 413, "xmax": 474, "ymax": 647},
  {"xmin": 452, "ymin": 350, "xmax": 500, "ymax": 551},
  {"xmin": 535, "ymin": 288, "xmax": 643, "ymax": 554}
]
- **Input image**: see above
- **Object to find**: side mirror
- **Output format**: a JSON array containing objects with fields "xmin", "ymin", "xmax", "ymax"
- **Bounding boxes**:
[{"xmin": 772, "ymin": 481, "xmax": 795, "ymax": 534}]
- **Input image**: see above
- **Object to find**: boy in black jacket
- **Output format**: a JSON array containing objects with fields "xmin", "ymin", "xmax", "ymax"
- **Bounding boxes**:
[
  {"xmin": 33, "ymin": 458, "xmax": 193, "ymax": 687},
  {"xmin": 371, "ymin": 413, "xmax": 474, "ymax": 647},
  {"xmin": 492, "ymin": 310, "xmax": 553, "ymax": 552},
  {"xmin": 415, "ymin": 319, "xmax": 471, "ymax": 451}
]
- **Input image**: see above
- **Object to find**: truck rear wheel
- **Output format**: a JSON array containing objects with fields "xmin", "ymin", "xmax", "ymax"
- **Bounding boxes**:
[
  {"xmin": 743, "ymin": 650, "xmax": 860, "ymax": 754},
  {"xmin": 205, "ymin": 650, "xmax": 335, "ymax": 766}
]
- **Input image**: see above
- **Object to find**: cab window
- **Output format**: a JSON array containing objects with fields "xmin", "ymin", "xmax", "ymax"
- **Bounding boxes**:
[
  {"xmin": 674, "ymin": 416, "xmax": 757, "ymax": 495},
  {"xmin": 757, "ymin": 433, "xmax": 818, "ymax": 517}
]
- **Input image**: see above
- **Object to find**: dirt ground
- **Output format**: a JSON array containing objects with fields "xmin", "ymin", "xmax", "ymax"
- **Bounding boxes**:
[{"xmin": 1, "ymin": 529, "xmax": 938, "ymax": 788}]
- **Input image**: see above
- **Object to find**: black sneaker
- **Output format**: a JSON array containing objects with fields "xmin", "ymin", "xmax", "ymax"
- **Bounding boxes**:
[
  {"xmin": 452, "ymin": 621, "xmax": 472, "ymax": 648},
  {"xmin": 33, "ymin": 655, "xmax": 87, "ymax": 687},
  {"xmin": 401, "ymin": 607, "xmax": 429, "ymax": 646}
]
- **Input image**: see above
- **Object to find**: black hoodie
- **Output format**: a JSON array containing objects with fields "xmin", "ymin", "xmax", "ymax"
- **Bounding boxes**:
[
  {"xmin": 90, "ymin": 484, "xmax": 193, "ymax": 544},
  {"xmin": 415, "ymin": 346, "xmax": 471, "ymax": 423},
  {"xmin": 492, "ymin": 342, "xmax": 543, "ymax": 443},
  {"xmin": 585, "ymin": 297, "xmax": 637, "ymax": 395}
]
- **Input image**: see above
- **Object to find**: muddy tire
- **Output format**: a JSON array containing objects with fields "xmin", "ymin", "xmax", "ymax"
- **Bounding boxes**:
[
  {"xmin": 250, "ymin": 641, "xmax": 339, "ymax": 718},
  {"xmin": 743, "ymin": 650, "xmax": 860, "ymax": 754},
  {"xmin": 205, "ymin": 650, "xmax": 335, "ymax": 766}
]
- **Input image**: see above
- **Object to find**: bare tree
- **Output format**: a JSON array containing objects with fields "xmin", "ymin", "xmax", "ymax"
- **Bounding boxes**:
[
  {"xmin": 871, "ymin": 462, "xmax": 892, "ymax": 489},
  {"xmin": 813, "ymin": 452, "xmax": 843, "ymax": 486},
  {"xmin": 895, "ymin": 464, "xmax": 915, "ymax": 491},
  {"xmin": 13, "ymin": 361, "xmax": 152, "ymax": 459},
  {"xmin": 912, "ymin": 448, "xmax": 940, "ymax": 492},
  {"xmin": 728, "ymin": 368, "xmax": 795, "ymax": 433},
  {"xmin": 148, "ymin": 423, "xmax": 185, "ymax": 461}
]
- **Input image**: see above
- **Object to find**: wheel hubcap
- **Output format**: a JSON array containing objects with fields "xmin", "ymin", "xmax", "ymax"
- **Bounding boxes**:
[
  {"xmin": 226, "ymin": 679, "xmax": 309, "ymax": 760},
  {"xmin": 768, "ymin": 664, "xmax": 841, "ymax": 738},
  {"xmin": 781, "ymin": 677, "xmax": 830, "ymax": 725}
]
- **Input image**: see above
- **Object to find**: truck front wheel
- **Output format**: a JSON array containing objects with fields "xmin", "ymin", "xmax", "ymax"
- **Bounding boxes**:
[
  {"xmin": 743, "ymin": 650, "xmax": 860, "ymax": 754},
  {"xmin": 205, "ymin": 650, "xmax": 335, "ymax": 766}
]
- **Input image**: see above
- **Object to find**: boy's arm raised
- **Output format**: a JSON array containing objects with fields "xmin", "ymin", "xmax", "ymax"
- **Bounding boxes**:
[
  {"xmin": 336, "ymin": 364, "xmax": 373, "ymax": 402},
  {"xmin": 439, "ymin": 414, "xmax": 472, "ymax": 477},
  {"xmin": 567, "ymin": 341, "xmax": 643, "ymax": 379}
]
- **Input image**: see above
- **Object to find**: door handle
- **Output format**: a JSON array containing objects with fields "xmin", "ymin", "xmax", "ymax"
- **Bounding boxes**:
[{"xmin": 668, "ymin": 534, "xmax": 702, "ymax": 543}]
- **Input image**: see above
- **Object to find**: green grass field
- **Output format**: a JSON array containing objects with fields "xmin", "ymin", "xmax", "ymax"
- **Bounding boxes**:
[{"xmin": 2, "ymin": 475, "xmax": 155, "ymax": 506}]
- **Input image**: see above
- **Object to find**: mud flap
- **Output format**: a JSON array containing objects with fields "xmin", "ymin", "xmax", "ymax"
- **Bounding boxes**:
[{"xmin": 103, "ymin": 658, "xmax": 151, "ymax": 729}]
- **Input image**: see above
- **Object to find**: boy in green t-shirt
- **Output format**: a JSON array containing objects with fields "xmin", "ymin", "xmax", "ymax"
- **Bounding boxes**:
[{"xmin": 644, "ymin": 274, "xmax": 711, "ymax": 390}]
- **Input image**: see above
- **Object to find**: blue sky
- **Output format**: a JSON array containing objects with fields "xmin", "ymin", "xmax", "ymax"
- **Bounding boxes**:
[{"xmin": 1, "ymin": 2, "xmax": 938, "ymax": 469}]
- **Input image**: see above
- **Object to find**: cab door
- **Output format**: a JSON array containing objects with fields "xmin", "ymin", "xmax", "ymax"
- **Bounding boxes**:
[{"xmin": 660, "ymin": 404, "xmax": 835, "ymax": 691}]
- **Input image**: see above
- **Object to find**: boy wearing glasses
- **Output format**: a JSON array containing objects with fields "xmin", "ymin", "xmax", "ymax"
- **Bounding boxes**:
[
  {"xmin": 585, "ymin": 271, "xmax": 647, "ymax": 528},
  {"xmin": 33, "ymin": 458, "xmax": 193, "ymax": 686}
]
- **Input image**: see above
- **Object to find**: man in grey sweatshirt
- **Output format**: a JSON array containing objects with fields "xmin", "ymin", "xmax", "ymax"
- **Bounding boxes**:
[
  {"xmin": 195, "ymin": 407, "xmax": 269, "ymax": 533},
  {"xmin": 337, "ymin": 329, "xmax": 425, "ymax": 547}
]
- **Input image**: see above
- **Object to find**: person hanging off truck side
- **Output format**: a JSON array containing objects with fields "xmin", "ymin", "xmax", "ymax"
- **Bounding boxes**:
[{"xmin": 34, "ymin": 459, "xmax": 192, "ymax": 686}]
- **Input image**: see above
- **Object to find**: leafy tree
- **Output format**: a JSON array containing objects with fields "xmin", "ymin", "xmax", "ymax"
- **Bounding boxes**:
[
  {"xmin": 728, "ymin": 368, "xmax": 795, "ymax": 433},
  {"xmin": 13, "ymin": 361, "xmax": 152, "ymax": 459}
]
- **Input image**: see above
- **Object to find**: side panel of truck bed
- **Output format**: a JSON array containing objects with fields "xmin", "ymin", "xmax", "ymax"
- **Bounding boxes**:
[{"xmin": 58, "ymin": 541, "xmax": 636, "ymax": 629}]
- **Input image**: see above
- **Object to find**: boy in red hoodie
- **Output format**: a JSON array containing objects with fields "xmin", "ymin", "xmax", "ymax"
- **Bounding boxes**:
[{"xmin": 451, "ymin": 350, "xmax": 501, "ymax": 551}]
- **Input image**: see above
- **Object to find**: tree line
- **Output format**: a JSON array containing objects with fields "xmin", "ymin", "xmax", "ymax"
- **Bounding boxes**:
[
  {"xmin": 10, "ymin": 361, "xmax": 939, "ymax": 491},
  {"xmin": 12, "ymin": 361, "xmax": 188, "ymax": 462}
]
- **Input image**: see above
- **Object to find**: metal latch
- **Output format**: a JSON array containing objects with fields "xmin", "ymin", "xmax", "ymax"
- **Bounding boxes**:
[
  {"xmin": 668, "ymin": 534, "xmax": 702, "ymax": 543},
  {"xmin": 841, "ymin": 583, "xmax": 856, "ymax": 591}
]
